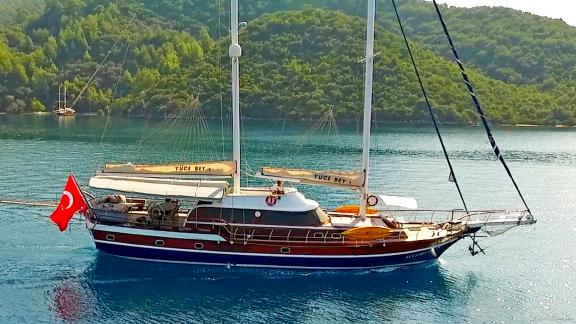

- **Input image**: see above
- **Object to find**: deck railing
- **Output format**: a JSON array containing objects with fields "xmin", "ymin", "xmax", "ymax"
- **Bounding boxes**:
[
  {"xmin": 363, "ymin": 208, "xmax": 530, "ymax": 225},
  {"xmin": 89, "ymin": 204, "xmax": 532, "ymax": 244}
]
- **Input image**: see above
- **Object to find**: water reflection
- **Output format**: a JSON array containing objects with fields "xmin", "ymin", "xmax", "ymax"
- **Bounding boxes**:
[
  {"xmin": 48, "ymin": 254, "xmax": 478, "ymax": 323},
  {"xmin": 51, "ymin": 281, "xmax": 94, "ymax": 321},
  {"xmin": 56, "ymin": 115, "xmax": 76, "ymax": 128}
]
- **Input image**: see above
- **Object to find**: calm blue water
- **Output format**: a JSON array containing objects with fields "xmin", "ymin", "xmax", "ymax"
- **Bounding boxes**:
[{"xmin": 0, "ymin": 115, "xmax": 574, "ymax": 323}]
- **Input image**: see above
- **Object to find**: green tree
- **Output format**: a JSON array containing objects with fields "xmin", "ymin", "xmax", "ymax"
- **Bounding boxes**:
[{"xmin": 31, "ymin": 98, "xmax": 46, "ymax": 112}]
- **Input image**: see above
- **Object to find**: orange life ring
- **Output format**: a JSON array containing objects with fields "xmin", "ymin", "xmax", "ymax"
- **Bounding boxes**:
[
  {"xmin": 265, "ymin": 195, "xmax": 277, "ymax": 206},
  {"xmin": 366, "ymin": 195, "xmax": 379, "ymax": 207}
]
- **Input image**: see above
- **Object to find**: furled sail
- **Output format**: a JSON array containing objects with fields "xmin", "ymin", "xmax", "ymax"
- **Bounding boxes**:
[
  {"xmin": 259, "ymin": 167, "xmax": 364, "ymax": 189},
  {"xmin": 89, "ymin": 175, "xmax": 228, "ymax": 199},
  {"xmin": 102, "ymin": 161, "xmax": 235, "ymax": 178}
]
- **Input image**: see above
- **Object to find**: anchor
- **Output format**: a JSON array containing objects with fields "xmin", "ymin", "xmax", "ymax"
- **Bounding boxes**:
[{"xmin": 468, "ymin": 233, "xmax": 486, "ymax": 256}]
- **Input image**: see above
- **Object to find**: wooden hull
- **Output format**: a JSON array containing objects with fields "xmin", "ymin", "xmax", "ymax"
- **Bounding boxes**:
[
  {"xmin": 56, "ymin": 112, "xmax": 75, "ymax": 116},
  {"xmin": 87, "ymin": 221, "xmax": 464, "ymax": 270}
]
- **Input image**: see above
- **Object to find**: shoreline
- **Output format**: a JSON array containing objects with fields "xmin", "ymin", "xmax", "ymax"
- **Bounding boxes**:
[{"xmin": 0, "ymin": 112, "xmax": 574, "ymax": 128}]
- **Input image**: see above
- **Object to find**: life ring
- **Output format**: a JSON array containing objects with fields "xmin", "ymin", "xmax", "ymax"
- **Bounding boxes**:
[
  {"xmin": 265, "ymin": 195, "xmax": 277, "ymax": 206},
  {"xmin": 366, "ymin": 195, "xmax": 379, "ymax": 207}
]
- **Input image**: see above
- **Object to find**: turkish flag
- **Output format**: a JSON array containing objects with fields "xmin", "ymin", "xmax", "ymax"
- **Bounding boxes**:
[{"xmin": 50, "ymin": 175, "xmax": 88, "ymax": 232}]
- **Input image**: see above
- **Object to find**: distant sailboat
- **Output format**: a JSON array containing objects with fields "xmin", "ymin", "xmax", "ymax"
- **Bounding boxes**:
[
  {"xmin": 54, "ymin": 85, "xmax": 76, "ymax": 117},
  {"xmin": 51, "ymin": 0, "xmax": 535, "ymax": 269}
]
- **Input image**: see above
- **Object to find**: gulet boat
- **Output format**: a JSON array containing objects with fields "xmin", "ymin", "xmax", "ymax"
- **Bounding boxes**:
[
  {"xmin": 76, "ymin": 0, "xmax": 535, "ymax": 270},
  {"xmin": 54, "ymin": 85, "xmax": 76, "ymax": 117}
]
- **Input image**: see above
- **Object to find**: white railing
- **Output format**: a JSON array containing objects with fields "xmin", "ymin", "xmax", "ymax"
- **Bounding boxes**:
[{"xmin": 368, "ymin": 208, "xmax": 534, "ymax": 227}]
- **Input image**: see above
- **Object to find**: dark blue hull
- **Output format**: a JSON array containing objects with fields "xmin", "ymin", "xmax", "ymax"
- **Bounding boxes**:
[{"xmin": 94, "ymin": 238, "xmax": 461, "ymax": 270}]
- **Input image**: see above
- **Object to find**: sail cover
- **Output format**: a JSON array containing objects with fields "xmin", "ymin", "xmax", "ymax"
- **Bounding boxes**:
[
  {"xmin": 102, "ymin": 161, "xmax": 235, "ymax": 177},
  {"xmin": 89, "ymin": 175, "xmax": 228, "ymax": 199},
  {"xmin": 260, "ymin": 167, "xmax": 364, "ymax": 189}
]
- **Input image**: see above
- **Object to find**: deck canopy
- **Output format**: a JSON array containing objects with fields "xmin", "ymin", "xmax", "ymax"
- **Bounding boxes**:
[
  {"xmin": 102, "ymin": 161, "xmax": 235, "ymax": 178},
  {"xmin": 379, "ymin": 195, "xmax": 418, "ymax": 209},
  {"xmin": 259, "ymin": 167, "xmax": 364, "ymax": 189},
  {"xmin": 89, "ymin": 175, "xmax": 228, "ymax": 200}
]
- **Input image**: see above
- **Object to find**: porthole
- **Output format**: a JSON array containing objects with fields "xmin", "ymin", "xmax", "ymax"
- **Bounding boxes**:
[
  {"xmin": 194, "ymin": 242, "xmax": 204, "ymax": 250},
  {"xmin": 280, "ymin": 247, "xmax": 290, "ymax": 254},
  {"xmin": 155, "ymin": 240, "xmax": 165, "ymax": 247},
  {"xmin": 313, "ymin": 232, "xmax": 324, "ymax": 238},
  {"xmin": 331, "ymin": 233, "xmax": 342, "ymax": 240},
  {"xmin": 105, "ymin": 234, "xmax": 115, "ymax": 241},
  {"xmin": 254, "ymin": 211, "xmax": 262, "ymax": 218}
]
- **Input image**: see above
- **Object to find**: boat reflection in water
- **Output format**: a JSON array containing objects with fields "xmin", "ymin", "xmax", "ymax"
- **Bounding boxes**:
[{"xmin": 48, "ymin": 254, "xmax": 476, "ymax": 323}]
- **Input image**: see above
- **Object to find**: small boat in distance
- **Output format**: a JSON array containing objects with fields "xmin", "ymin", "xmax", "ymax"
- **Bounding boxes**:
[{"xmin": 54, "ymin": 85, "xmax": 76, "ymax": 117}]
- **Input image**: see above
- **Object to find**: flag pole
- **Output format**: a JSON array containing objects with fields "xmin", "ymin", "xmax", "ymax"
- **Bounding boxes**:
[{"xmin": 69, "ymin": 173, "xmax": 91, "ymax": 210}]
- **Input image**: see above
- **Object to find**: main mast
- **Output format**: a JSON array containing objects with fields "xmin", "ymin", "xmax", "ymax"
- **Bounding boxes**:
[
  {"xmin": 229, "ymin": 0, "xmax": 241, "ymax": 194},
  {"xmin": 359, "ymin": 0, "xmax": 376, "ymax": 218}
]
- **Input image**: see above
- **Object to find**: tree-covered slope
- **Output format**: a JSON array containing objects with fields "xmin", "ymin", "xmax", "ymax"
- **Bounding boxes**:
[
  {"xmin": 0, "ymin": 0, "xmax": 44, "ymax": 26},
  {"xmin": 0, "ymin": 0, "xmax": 217, "ymax": 115},
  {"xmin": 238, "ymin": 8, "xmax": 569, "ymax": 124},
  {"xmin": 132, "ymin": 0, "xmax": 576, "ymax": 87},
  {"xmin": 385, "ymin": 1, "xmax": 576, "ymax": 86},
  {"xmin": 0, "ymin": 0, "xmax": 575, "ymax": 125}
]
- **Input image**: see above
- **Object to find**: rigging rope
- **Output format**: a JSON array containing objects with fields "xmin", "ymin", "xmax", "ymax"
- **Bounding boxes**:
[
  {"xmin": 391, "ymin": 0, "xmax": 468, "ymax": 212},
  {"xmin": 431, "ymin": 0, "xmax": 531, "ymax": 215},
  {"xmin": 100, "ymin": 43, "xmax": 130, "ymax": 144},
  {"xmin": 134, "ymin": 96, "xmax": 218, "ymax": 163}
]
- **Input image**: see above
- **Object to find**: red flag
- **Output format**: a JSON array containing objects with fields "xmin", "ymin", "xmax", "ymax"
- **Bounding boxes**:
[{"xmin": 50, "ymin": 175, "xmax": 88, "ymax": 232}]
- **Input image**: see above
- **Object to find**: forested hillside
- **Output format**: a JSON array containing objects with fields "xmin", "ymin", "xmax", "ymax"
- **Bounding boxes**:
[
  {"xmin": 382, "ymin": 2, "xmax": 576, "ymax": 86},
  {"xmin": 0, "ymin": 0, "xmax": 575, "ymax": 125},
  {"xmin": 0, "ymin": 0, "xmax": 44, "ymax": 26}
]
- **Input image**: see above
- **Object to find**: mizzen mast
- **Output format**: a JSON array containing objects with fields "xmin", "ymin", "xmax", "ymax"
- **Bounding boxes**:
[
  {"xmin": 359, "ymin": 0, "xmax": 376, "ymax": 218},
  {"xmin": 229, "ymin": 0, "xmax": 242, "ymax": 194}
]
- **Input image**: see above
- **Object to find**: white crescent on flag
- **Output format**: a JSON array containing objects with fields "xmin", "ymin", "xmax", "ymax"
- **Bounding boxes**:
[{"xmin": 62, "ymin": 191, "xmax": 74, "ymax": 210}]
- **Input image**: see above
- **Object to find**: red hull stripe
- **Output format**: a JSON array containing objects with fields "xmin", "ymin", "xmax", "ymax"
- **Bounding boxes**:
[{"xmin": 91, "ymin": 228, "xmax": 457, "ymax": 256}]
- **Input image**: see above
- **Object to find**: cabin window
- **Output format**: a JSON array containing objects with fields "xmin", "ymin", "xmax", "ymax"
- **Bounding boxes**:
[
  {"xmin": 280, "ymin": 247, "xmax": 290, "ymax": 254},
  {"xmin": 105, "ymin": 234, "xmax": 115, "ymax": 241},
  {"xmin": 194, "ymin": 243, "xmax": 204, "ymax": 250},
  {"xmin": 194, "ymin": 207, "xmax": 329, "ymax": 226},
  {"xmin": 155, "ymin": 240, "xmax": 165, "ymax": 247}
]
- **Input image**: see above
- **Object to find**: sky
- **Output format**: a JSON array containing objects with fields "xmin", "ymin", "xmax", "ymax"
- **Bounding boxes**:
[{"xmin": 426, "ymin": 0, "xmax": 576, "ymax": 27}]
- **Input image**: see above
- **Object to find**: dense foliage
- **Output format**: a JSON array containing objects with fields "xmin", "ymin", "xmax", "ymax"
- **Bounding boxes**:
[
  {"xmin": 0, "ymin": 0, "xmax": 575, "ymax": 125},
  {"xmin": 0, "ymin": 0, "xmax": 44, "ymax": 26}
]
